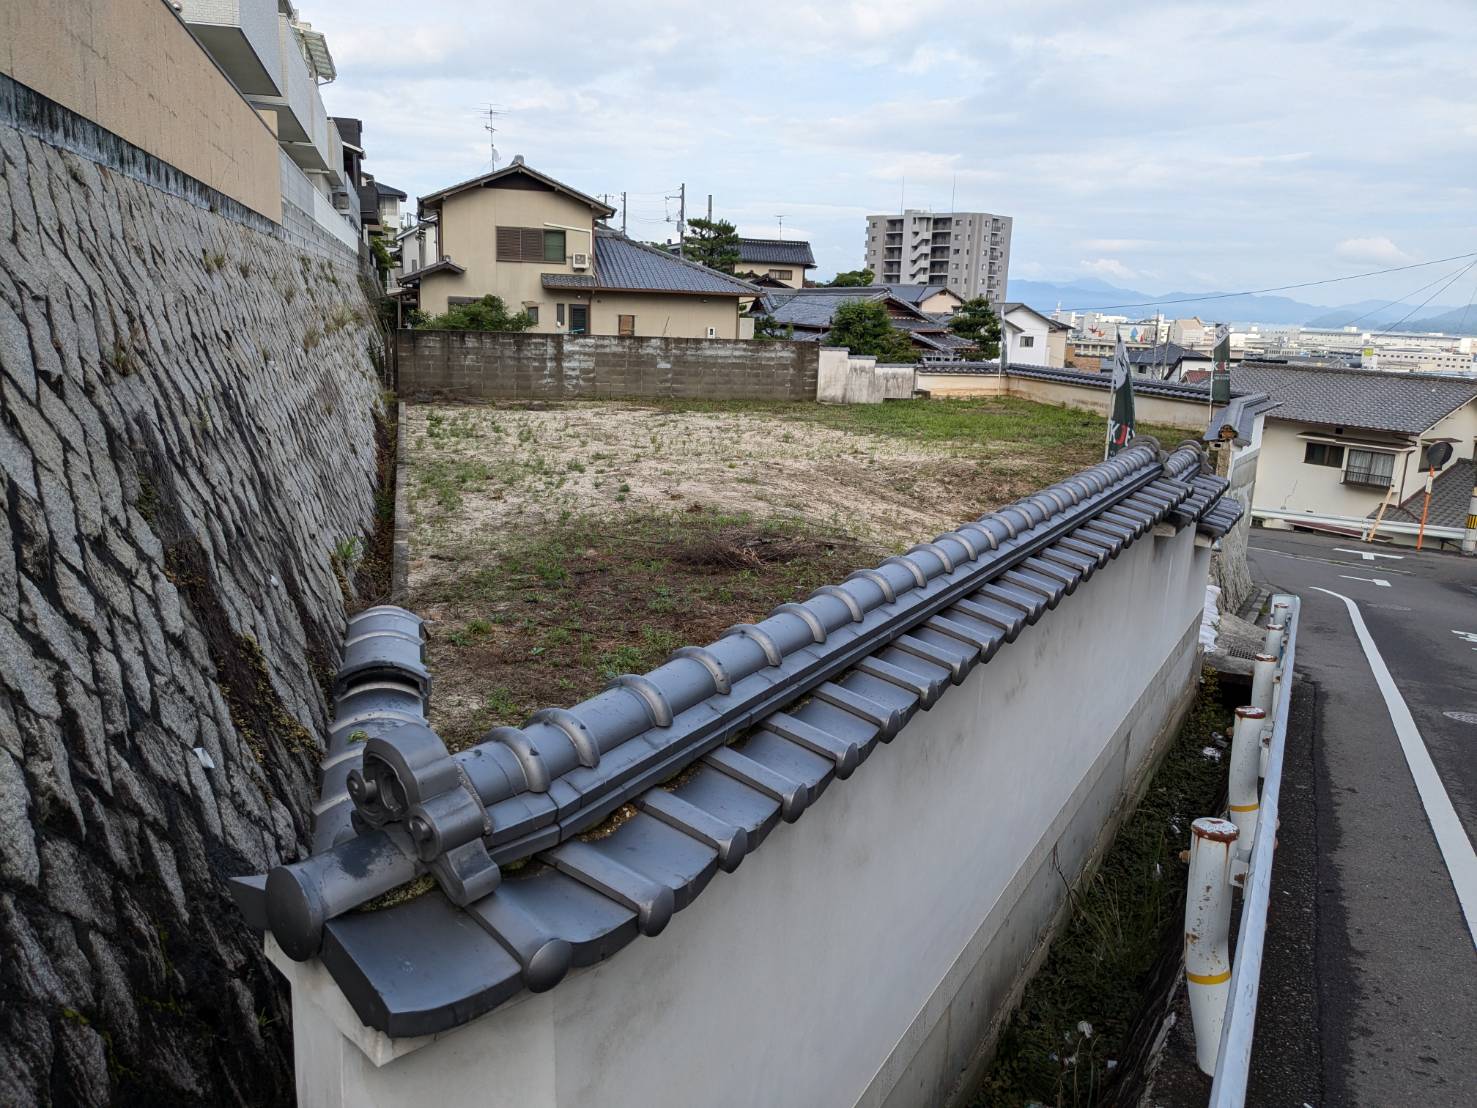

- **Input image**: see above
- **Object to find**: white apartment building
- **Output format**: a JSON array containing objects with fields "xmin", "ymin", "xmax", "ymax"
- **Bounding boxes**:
[{"xmin": 863, "ymin": 210, "xmax": 1012, "ymax": 306}]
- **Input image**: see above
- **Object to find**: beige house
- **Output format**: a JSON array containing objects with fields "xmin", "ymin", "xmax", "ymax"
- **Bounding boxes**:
[
  {"xmin": 885, "ymin": 284, "xmax": 966, "ymax": 316},
  {"xmin": 736, "ymin": 238, "xmax": 816, "ymax": 289},
  {"xmin": 1235, "ymin": 362, "xmax": 1477, "ymax": 547},
  {"xmin": 405, "ymin": 161, "xmax": 759, "ymax": 338}
]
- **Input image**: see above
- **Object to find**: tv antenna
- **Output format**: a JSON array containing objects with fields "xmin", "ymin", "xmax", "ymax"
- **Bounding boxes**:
[
  {"xmin": 776, "ymin": 214, "xmax": 786, "ymax": 239},
  {"xmin": 480, "ymin": 104, "xmax": 507, "ymax": 170}
]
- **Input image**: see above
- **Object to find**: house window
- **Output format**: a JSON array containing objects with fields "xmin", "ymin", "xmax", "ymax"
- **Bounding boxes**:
[
  {"xmin": 525, "ymin": 305, "xmax": 539, "ymax": 324},
  {"xmin": 768, "ymin": 269, "xmax": 793, "ymax": 280},
  {"xmin": 569, "ymin": 304, "xmax": 589, "ymax": 335},
  {"xmin": 618, "ymin": 314, "xmax": 635, "ymax": 336},
  {"xmin": 1303, "ymin": 443, "xmax": 1344, "ymax": 467},
  {"xmin": 1020, "ymin": 335, "xmax": 1035, "ymax": 348},
  {"xmin": 496, "ymin": 227, "xmax": 569, "ymax": 263},
  {"xmin": 556, "ymin": 303, "xmax": 565, "ymax": 326},
  {"xmin": 447, "ymin": 296, "xmax": 478, "ymax": 306},
  {"xmin": 1343, "ymin": 448, "xmax": 1394, "ymax": 488}
]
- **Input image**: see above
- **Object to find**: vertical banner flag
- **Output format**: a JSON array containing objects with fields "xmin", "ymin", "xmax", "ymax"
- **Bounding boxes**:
[
  {"xmin": 1105, "ymin": 332, "xmax": 1136, "ymax": 458},
  {"xmin": 1211, "ymin": 323, "xmax": 1232, "ymax": 405}
]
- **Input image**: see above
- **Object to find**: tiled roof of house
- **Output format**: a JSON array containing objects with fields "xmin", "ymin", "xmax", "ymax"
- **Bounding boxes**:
[
  {"xmin": 1127, "ymin": 342, "xmax": 1211, "ymax": 367},
  {"xmin": 1374, "ymin": 458, "xmax": 1476, "ymax": 529},
  {"xmin": 886, "ymin": 284, "xmax": 957, "ymax": 305},
  {"xmin": 1232, "ymin": 362, "xmax": 1477, "ymax": 434},
  {"xmin": 757, "ymin": 287, "xmax": 928, "ymax": 329},
  {"xmin": 419, "ymin": 162, "xmax": 616, "ymax": 217},
  {"xmin": 736, "ymin": 238, "xmax": 816, "ymax": 267},
  {"xmin": 396, "ymin": 258, "xmax": 465, "ymax": 285},
  {"xmin": 541, "ymin": 230, "xmax": 761, "ymax": 297},
  {"xmin": 375, "ymin": 181, "xmax": 408, "ymax": 200}
]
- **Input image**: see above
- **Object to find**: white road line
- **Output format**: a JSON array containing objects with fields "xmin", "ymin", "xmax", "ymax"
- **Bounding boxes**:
[
  {"xmin": 1313, "ymin": 587, "xmax": 1477, "ymax": 949},
  {"xmin": 1334, "ymin": 547, "xmax": 1403, "ymax": 562},
  {"xmin": 1337, "ymin": 575, "xmax": 1391, "ymax": 588}
]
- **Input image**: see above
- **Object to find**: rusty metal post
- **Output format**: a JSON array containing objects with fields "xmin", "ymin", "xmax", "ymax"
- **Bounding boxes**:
[{"xmin": 1186, "ymin": 817, "xmax": 1240, "ymax": 1075}]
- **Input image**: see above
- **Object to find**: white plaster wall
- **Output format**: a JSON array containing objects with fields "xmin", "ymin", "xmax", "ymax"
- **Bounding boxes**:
[{"xmin": 284, "ymin": 528, "xmax": 1210, "ymax": 1108}]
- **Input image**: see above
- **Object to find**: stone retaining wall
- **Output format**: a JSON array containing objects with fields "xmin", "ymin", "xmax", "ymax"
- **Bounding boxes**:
[{"xmin": 0, "ymin": 113, "xmax": 383, "ymax": 1104}]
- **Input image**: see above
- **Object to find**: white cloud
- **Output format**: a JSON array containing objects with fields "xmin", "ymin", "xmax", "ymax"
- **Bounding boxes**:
[
  {"xmin": 1335, "ymin": 237, "xmax": 1416, "ymax": 266},
  {"xmin": 307, "ymin": 0, "xmax": 1473, "ymax": 290},
  {"xmin": 1080, "ymin": 258, "xmax": 1138, "ymax": 282}
]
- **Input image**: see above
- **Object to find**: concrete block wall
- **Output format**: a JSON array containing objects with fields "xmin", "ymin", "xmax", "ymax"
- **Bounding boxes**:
[
  {"xmin": 0, "ymin": 92, "xmax": 383, "ymax": 1104},
  {"xmin": 396, "ymin": 330, "xmax": 819, "ymax": 402},
  {"xmin": 272, "ymin": 527, "xmax": 1210, "ymax": 1108}
]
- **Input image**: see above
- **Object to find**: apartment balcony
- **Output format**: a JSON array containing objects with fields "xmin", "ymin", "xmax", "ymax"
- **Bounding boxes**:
[
  {"xmin": 177, "ymin": 0, "xmax": 283, "ymax": 96},
  {"xmin": 246, "ymin": 15, "xmax": 335, "ymax": 172}
]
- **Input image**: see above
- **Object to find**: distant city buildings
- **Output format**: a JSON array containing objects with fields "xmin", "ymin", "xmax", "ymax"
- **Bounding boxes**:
[{"xmin": 863, "ymin": 210, "xmax": 1012, "ymax": 306}]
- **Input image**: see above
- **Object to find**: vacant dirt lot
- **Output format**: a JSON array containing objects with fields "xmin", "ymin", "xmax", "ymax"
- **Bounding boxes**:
[{"xmin": 405, "ymin": 398, "xmax": 1183, "ymax": 748}]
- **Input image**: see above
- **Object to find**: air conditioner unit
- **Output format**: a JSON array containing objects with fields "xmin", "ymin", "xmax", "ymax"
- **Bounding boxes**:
[{"xmin": 571, "ymin": 252, "xmax": 590, "ymax": 270}]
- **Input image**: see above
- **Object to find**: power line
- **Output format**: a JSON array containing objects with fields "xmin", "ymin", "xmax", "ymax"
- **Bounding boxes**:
[
  {"xmin": 1368, "ymin": 258, "xmax": 1477, "ymax": 339},
  {"xmin": 1333, "ymin": 260, "xmax": 1477, "ymax": 329},
  {"xmin": 1057, "ymin": 248, "xmax": 1477, "ymax": 313}
]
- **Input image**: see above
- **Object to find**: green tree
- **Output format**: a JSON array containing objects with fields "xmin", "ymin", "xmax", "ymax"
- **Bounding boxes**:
[
  {"xmin": 417, "ymin": 294, "xmax": 535, "ymax": 332},
  {"xmin": 826, "ymin": 299, "xmax": 919, "ymax": 363},
  {"xmin": 751, "ymin": 315, "xmax": 794, "ymax": 342},
  {"xmin": 949, "ymin": 296, "xmax": 1002, "ymax": 358},
  {"xmin": 682, "ymin": 217, "xmax": 740, "ymax": 273},
  {"xmin": 826, "ymin": 268, "xmax": 875, "ymax": 287}
]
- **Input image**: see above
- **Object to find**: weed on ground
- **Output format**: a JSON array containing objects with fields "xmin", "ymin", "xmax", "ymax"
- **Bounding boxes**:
[
  {"xmin": 969, "ymin": 669, "xmax": 1232, "ymax": 1108},
  {"xmin": 414, "ymin": 507, "xmax": 882, "ymax": 750}
]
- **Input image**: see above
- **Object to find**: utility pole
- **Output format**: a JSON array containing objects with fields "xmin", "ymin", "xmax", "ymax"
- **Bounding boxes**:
[
  {"xmin": 676, "ymin": 183, "xmax": 686, "ymax": 258},
  {"xmin": 706, "ymin": 193, "xmax": 712, "ymax": 223},
  {"xmin": 621, "ymin": 191, "xmax": 627, "ymax": 235}
]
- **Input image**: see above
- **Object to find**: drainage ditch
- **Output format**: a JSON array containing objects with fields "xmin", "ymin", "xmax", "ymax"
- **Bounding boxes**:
[{"xmin": 966, "ymin": 666, "xmax": 1244, "ymax": 1107}]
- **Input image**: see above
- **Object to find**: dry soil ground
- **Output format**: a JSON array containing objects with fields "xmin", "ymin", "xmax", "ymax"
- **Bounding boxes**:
[{"xmin": 404, "ymin": 397, "xmax": 1185, "ymax": 748}]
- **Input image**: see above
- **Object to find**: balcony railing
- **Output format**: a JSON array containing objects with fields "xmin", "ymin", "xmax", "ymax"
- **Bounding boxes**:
[{"xmin": 1342, "ymin": 467, "xmax": 1392, "ymax": 488}]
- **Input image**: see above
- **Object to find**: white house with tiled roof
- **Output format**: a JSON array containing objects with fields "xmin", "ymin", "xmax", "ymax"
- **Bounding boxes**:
[
  {"xmin": 403, "ymin": 160, "xmax": 759, "ymax": 339},
  {"xmin": 1236, "ymin": 361, "xmax": 1477, "ymax": 547}
]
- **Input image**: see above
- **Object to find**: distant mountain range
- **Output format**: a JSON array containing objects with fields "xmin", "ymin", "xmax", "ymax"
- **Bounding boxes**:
[{"xmin": 1007, "ymin": 277, "xmax": 1473, "ymax": 334}]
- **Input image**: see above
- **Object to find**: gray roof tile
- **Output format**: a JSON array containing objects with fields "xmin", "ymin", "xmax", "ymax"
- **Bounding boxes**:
[
  {"xmin": 1232, "ymin": 362, "xmax": 1477, "ymax": 434},
  {"xmin": 1377, "ymin": 458, "xmax": 1476, "ymax": 529},
  {"xmin": 542, "ymin": 229, "xmax": 761, "ymax": 296},
  {"xmin": 736, "ymin": 238, "xmax": 816, "ymax": 267}
]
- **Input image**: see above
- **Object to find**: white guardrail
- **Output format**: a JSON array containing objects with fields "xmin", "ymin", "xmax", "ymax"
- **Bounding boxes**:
[{"xmin": 1183, "ymin": 593, "xmax": 1300, "ymax": 1103}]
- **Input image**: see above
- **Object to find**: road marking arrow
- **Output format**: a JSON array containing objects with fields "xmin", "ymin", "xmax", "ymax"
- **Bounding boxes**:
[
  {"xmin": 1453, "ymin": 630, "xmax": 1477, "ymax": 650},
  {"xmin": 1335, "ymin": 547, "xmax": 1404, "ymax": 562},
  {"xmin": 1338, "ymin": 575, "xmax": 1391, "ymax": 588}
]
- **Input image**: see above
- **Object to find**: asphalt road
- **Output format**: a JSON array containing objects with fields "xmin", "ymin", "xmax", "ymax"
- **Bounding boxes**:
[{"xmin": 1245, "ymin": 528, "xmax": 1477, "ymax": 1107}]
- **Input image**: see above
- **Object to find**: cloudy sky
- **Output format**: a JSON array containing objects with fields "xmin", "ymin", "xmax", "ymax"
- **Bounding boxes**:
[{"xmin": 311, "ymin": 0, "xmax": 1477, "ymax": 305}]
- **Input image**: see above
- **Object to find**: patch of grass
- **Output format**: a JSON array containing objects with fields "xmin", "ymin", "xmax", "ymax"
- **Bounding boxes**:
[
  {"xmin": 415, "ymin": 507, "xmax": 882, "ymax": 749},
  {"xmin": 969, "ymin": 670, "xmax": 1232, "ymax": 1108},
  {"xmin": 645, "ymin": 396, "xmax": 1187, "ymax": 472}
]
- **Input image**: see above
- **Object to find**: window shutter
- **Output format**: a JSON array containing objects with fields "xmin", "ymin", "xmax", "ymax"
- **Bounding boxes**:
[
  {"xmin": 522, "ymin": 228, "xmax": 543, "ymax": 260},
  {"xmin": 496, "ymin": 227, "xmax": 521, "ymax": 261}
]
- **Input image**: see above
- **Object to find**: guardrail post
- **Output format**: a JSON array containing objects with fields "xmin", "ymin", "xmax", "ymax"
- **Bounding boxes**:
[
  {"xmin": 1262, "ymin": 620, "xmax": 1285, "ymax": 661},
  {"xmin": 1227, "ymin": 707, "xmax": 1265, "ymax": 852},
  {"xmin": 1249, "ymin": 654, "xmax": 1277, "ymax": 778},
  {"xmin": 1186, "ymin": 817, "xmax": 1239, "ymax": 1076}
]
